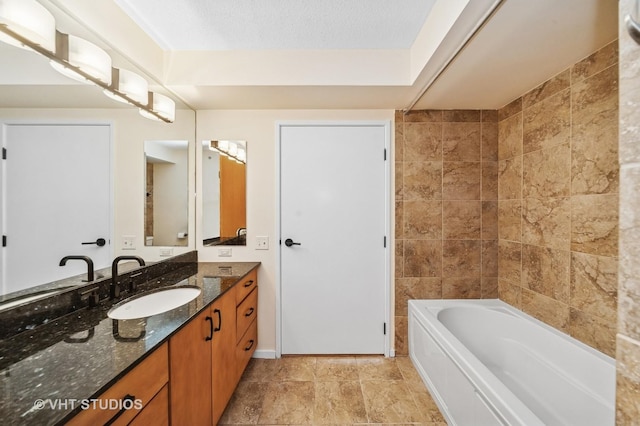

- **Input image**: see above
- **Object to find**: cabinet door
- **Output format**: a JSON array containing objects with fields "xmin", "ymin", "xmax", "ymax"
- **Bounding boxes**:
[
  {"xmin": 169, "ymin": 309, "xmax": 213, "ymax": 425},
  {"xmin": 211, "ymin": 287, "xmax": 238, "ymax": 424}
]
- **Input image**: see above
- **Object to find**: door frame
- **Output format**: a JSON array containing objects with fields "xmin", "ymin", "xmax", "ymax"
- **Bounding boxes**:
[
  {"xmin": 275, "ymin": 120, "xmax": 392, "ymax": 358},
  {"xmin": 0, "ymin": 119, "xmax": 115, "ymax": 293}
]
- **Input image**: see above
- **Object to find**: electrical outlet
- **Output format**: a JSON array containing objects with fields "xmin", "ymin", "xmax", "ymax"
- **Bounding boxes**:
[
  {"xmin": 218, "ymin": 248, "xmax": 232, "ymax": 257},
  {"xmin": 256, "ymin": 236, "xmax": 269, "ymax": 250},
  {"xmin": 122, "ymin": 235, "xmax": 135, "ymax": 250},
  {"xmin": 159, "ymin": 248, "xmax": 173, "ymax": 257}
]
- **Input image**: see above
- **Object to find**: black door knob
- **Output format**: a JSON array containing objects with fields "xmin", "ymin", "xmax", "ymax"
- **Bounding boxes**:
[
  {"xmin": 284, "ymin": 238, "xmax": 301, "ymax": 247},
  {"xmin": 82, "ymin": 238, "xmax": 107, "ymax": 247}
]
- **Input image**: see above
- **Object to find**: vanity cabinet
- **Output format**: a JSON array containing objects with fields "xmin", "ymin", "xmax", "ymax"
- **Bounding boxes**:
[
  {"xmin": 211, "ymin": 286, "xmax": 238, "ymax": 423},
  {"xmin": 67, "ymin": 343, "xmax": 169, "ymax": 426}
]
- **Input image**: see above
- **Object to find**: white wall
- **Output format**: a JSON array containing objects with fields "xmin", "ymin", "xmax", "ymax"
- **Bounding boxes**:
[
  {"xmin": 196, "ymin": 109, "xmax": 395, "ymax": 356},
  {"xmin": 201, "ymin": 148, "xmax": 221, "ymax": 240}
]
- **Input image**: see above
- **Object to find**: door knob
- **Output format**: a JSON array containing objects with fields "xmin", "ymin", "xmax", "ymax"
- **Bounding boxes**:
[
  {"xmin": 82, "ymin": 238, "xmax": 106, "ymax": 247},
  {"xmin": 284, "ymin": 238, "xmax": 301, "ymax": 247}
]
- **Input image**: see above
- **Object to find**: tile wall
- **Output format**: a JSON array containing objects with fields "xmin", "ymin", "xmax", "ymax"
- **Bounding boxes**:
[
  {"xmin": 394, "ymin": 109, "xmax": 499, "ymax": 355},
  {"xmin": 617, "ymin": 0, "xmax": 640, "ymax": 421},
  {"xmin": 496, "ymin": 40, "xmax": 619, "ymax": 357}
]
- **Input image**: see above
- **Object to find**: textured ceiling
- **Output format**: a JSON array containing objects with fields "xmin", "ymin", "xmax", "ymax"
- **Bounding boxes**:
[{"xmin": 113, "ymin": 0, "xmax": 436, "ymax": 50}]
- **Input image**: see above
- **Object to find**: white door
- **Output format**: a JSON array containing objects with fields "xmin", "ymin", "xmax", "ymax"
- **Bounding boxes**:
[
  {"xmin": 279, "ymin": 123, "xmax": 389, "ymax": 355},
  {"xmin": 1, "ymin": 124, "xmax": 111, "ymax": 294}
]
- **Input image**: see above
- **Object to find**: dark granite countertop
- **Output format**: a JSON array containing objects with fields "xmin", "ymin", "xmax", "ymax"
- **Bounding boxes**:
[{"xmin": 0, "ymin": 261, "xmax": 260, "ymax": 426}]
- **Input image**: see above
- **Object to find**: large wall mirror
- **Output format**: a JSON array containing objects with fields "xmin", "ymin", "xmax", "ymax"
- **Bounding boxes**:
[
  {"xmin": 202, "ymin": 140, "xmax": 247, "ymax": 246},
  {"xmin": 0, "ymin": 4, "xmax": 196, "ymax": 300}
]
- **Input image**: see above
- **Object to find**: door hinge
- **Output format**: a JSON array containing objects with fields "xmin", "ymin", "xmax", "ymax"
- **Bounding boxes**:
[
  {"xmin": 2, "ymin": 147, "xmax": 6, "ymax": 160},
  {"xmin": 383, "ymin": 148, "xmax": 387, "ymax": 161},
  {"xmin": 2, "ymin": 235, "xmax": 6, "ymax": 247},
  {"xmin": 383, "ymin": 236, "xmax": 387, "ymax": 248},
  {"xmin": 383, "ymin": 322, "xmax": 387, "ymax": 335}
]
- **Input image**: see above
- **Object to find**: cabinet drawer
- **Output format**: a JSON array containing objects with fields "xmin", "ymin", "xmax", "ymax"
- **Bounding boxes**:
[
  {"xmin": 236, "ymin": 287, "xmax": 257, "ymax": 343},
  {"xmin": 235, "ymin": 269, "xmax": 257, "ymax": 305},
  {"xmin": 129, "ymin": 384, "xmax": 169, "ymax": 426},
  {"xmin": 236, "ymin": 318, "xmax": 257, "ymax": 380},
  {"xmin": 67, "ymin": 343, "xmax": 168, "ymax": 426}
]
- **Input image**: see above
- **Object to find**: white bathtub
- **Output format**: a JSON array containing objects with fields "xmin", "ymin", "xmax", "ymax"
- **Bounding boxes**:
[{"xmin": 408, "ymin": 299, "xmax": 615, "ymax": 426}]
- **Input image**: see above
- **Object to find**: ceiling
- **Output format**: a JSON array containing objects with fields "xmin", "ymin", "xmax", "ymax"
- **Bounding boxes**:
[{"xmin": 0, "ymin": 0, "xmax": 619, "ymax": 111}]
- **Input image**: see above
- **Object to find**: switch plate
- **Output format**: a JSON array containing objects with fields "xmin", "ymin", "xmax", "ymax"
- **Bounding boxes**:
[
  {"xmin": 256, "ymin": 236, "xmax": 269, "ymax": 250},
  {"xmin": 159, "ymin": 248, "xmax": 173, "ymax": 257},
  {"xmin": 219, "ymin": 248, "xmax": 232, "ymax": 257},
  {"xmin": 122, "ymin": 235, "xmax": 135, "ymax": 250}
]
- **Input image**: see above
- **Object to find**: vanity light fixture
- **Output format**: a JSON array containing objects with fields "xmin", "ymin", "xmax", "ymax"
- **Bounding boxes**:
[
  {"xmin": 209, "ymin": 140, "xmax": 246, "ymax": 164},
  {"xmin": 0, "ymin": 0, "xmax": 56, "ymax": 53},
  {"xmin": 0, "ymin": 0, "xmax": 174, "ymax": 123}
]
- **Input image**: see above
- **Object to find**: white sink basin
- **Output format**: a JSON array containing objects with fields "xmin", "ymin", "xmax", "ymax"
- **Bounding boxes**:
[{"xmin": 108, "ymin": 286, "xmax": 201, "ymax": 320}]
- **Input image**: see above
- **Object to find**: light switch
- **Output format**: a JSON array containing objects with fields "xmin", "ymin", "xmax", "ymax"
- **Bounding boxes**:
[{"xmin": 256, "ymin": 236, "xmax": 269, "ymax": 250}]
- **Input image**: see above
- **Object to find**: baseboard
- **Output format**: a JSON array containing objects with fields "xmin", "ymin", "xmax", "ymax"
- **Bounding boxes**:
[
  {"xmin": 389, "ymin": 348, "xmax": 396, "ymax": 357},
  {"xmin": 252, "ymin": 349, "xmax": 277, "ymax": 359}
]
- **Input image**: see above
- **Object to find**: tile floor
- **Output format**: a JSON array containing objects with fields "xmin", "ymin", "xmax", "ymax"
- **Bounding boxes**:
[{"xmin": 219, "ymin": 356, "xmax": 446, "ymax": 425}]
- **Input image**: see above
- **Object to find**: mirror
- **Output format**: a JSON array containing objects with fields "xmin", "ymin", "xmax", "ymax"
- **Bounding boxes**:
[
  {"xmin": 145, "ymin": 140, "xmax": 189, "ymax": 247},
  {"xmin": 202, "ymin": 140, "xmax": 247, "ymax": 246},
  {"xmin": 0, "ymin": 8, "xmax": 196, "ymax": 299}
]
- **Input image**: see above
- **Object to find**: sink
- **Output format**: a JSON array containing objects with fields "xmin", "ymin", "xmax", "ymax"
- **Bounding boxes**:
[{"xmin": 108, "ymin": 286, "xmax": 201, "ymax": 320}]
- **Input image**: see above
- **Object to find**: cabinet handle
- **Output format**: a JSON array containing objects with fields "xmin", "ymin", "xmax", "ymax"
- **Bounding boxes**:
[
  {"xmin": 244, "ymin": 279, "xmax": 254, "ymax": 288},
  {"xmin": 244, "ymin": 339, "xmax": 255, "ymax": 351},
  {"xmin": 104, "ymin": 394, "xmax": 135, "ymax": 426},
  {"xmin": 213, "ymin": 308, "xmax": 222, "ymax": 332},
  {"xmin": 205, "ymin": 316, "xmax": 213, "ymax": 341},
  {"xmin": 244, "ymin": 307, "xmax": 255, "ymax": 317}
]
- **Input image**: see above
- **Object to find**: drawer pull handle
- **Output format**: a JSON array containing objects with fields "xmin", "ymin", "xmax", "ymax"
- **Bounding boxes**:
[
  {"xmin": 244, "ymin": 339, "xmax": 255, "ymax": 351},
  {"xmin": 104, "ymin": 394, "xmax": 135, "ymax": 426},
  {"xmin": 205, "ymin": 316, "xmax": 213, "ymax": 341},
  {"xmin": 244, "ymin": 279, "xmax": 254, "ymax": 288},
  {"xmin": 244, "ymin": 307, "xmax": 255, "ymax": 317},
  {"xmin": 213, "ymin": 308, "xmax": 222, "ymax": 332}
]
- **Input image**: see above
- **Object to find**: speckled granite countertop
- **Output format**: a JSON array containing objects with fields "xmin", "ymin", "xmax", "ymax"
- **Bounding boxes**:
[{"xmin": 0, "ymin": 261, "xmax": 259, "ymax": 426}]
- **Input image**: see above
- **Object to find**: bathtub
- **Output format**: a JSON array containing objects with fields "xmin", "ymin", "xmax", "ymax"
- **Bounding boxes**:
[{"xmin": 408, "ymin": 299, "xmax": 615, "ymax": 426}]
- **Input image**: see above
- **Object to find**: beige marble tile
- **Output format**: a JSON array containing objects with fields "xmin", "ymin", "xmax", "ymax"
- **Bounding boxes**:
[
  {"xmin": 403, "ymin": 240, "xmax": 442, "ymax": 278},
  {"xmin": 571, "ymin": 193, "xmax": 618, "ymax": 257},
  {"xmin": 481, "ymin": 201, "xmax": 498, "ymax": 240},
  {"xmin": 570, "ymin": 252, "xmax": 617, "ymax": 323},
  {"xmin": 404, "ymin": 122, "xmax": 443, "ymax": 162},
  {"xmin": 405, "ymin": 110, "xmax": 442, "ymax": 122},
  {"xmin": 242, "ymin": 358, "xmax": 278, "ymax": 382},
  {"xmin": 498, "ymin": 279, "xmax": 521, "ymax": 308},
  {"xmin": 442, "ymin": 162, "xmax": 481, "ymax": 200},
  {"xmin": 498, "ymin": 199, "xmax": 521, "ymax": 242},
  {"xmin": 395, "ymin": 316, "xmax": 408, "ymax": 356},
  {"xmin": 523, "ymin": 68, "xmax": 571, "ymax": 109},
  {"xmin": 521, "ymin": 244, "xmax": 570, "ymax": 303},
  {"xmin": 442, "ymin": 277, "xmax": 481, "ymax": 299},
  {"xmin": 521, "ymin": 289, "xmax": 570, "ymax": 332},
  {"xmin": 395, "ymin": 111, "xmax": 404, "ymax": 163},
  {"xmin": 498, "ymin": 97, "xmax": 523, "ymax": 121},
  {"xmin": 356, "ymin": 357, "xmax": 404, "ymax": 381},
  {"xmin": 395, "ymin": 240, "xmax": 404, "ymax": 278},
  {"xmin": 360, "ymin": 380, "xmax": 426, "ymax": 424},
  {"xmin": 569, "ymin": 308, "xmax": 616, "ymax": 357},
  {"xmin": 258, "ymin": 381, "xmax": 315, "ymax": 425},
  {"xmin": 395, "ymin": 162, "xmax": 403, "ymax": 201},
  {"xmin": 272, "ymin": 357, "xmax": 316, "ymax": 381},
  {"xmin": 482, "ymin": 240, "xmax": 498, "ymax": 277},
  {"xmin": 498, "ymin": 157, "xmax": 522, "ymax": 200},
  {"xmin": 442, "ymin": 122, "xmax": 481, "ymax": 161},
  {"xmin": 442, "ymin": 240, "xmax": 481, "ymax": 278},
  {"xmin": 395, "ymin": 278, "xmax": 442, "ymax": 315},
  {"xmin": 219, "ymin": 381, "xmax": 268, "ymax": 425},
  {"xmin": 498, "ymin": 112, "xmax": 523, "ymax": 159},
  {"xmin": 403, "ymin": 200, "xmax": 442, "ymax": 240},
  {"xmin": 482, "ymin": 109, "xmax": 498, "ymax": 122},
  {"xmin": 443, "ymin": 109, "xmax": 481, "ymax": 122},
  {"xmin": 571, "ymin": 40, "xmax": 618, "ymax": 83},
  {"xmin": 521, "ymin": 196, "xmax": 571, "ymax": 250},
  {"xmin": 523, "ymin": 88, "xmax": 570, "ymax": 154},
  {"xmin": 498, "ymin": 240, "xmax": 521, "ymax": 283},
  {"xmin": 616, "ymin": 370, "xmax": 640, "ymax": 425},
  {"xmin": 403, "ymin": 161, "xmax": 443, "ymax": 201},
  {"xmin": 481, "ymin": 161, "xmax": 498, "ymax": 200},
  {"xmin": 442, "ymin": 200, "xmax": 481, "ymax": 239},
  {"xmin": 313, "ymin": 381, "xmax": 368, "ymax": 424},
  {"xmin": 619, "ymin": 9, "xmax": 640, "ymax": 163},
  {"xmin": 395, "ymin": 200, "xmax": 404, "ymax": 239},
  {"xmin": 404, "ymin": 376, "xmax": 446, "ymax": 422},
  {"xmin": 481, "ymin": 121, "xmax": 499, "ymax": 162},
  {"xmin": 482, "ymin": 277, "xmax": 499, "ymax": 298},
  {"xmin": 522, "ymin": 143, "xmax": 571, "ymax": 198},
  {"xmin": 619, "ymin": 285, "xmax": 640, "ymax": 343},
  {"xmin": 314, "ymin": 357, "xmax": 359, "ymax": 382},
  {"xmin": 395, "ymin": 356, "xmax": 421, "ymax": 381}
]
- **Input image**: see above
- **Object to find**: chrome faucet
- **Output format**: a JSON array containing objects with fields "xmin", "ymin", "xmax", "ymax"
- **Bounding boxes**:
[
  {"xmin": 59, "ymin": 255, "xmax": 94, "ymax": 282},
  {"xmin": 111, "ymin": 256, "xmax": 146, "ymax": 299}
]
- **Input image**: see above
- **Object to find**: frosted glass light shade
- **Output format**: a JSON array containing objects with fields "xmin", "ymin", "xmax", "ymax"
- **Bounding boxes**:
[
  {"xmin": 104, "ymin": 68, "xmax": 149, "ymax": 105},
  {"xmin": 139, "ymin": 92, "xmax": 175, "ymax": 122},
  {"xmin": 0, "ymin": 0, "xmax": 56, "ymax": 52},
  {"xmin": 51, "ymin": 34, "xmax": 112, "ymax": 85}
]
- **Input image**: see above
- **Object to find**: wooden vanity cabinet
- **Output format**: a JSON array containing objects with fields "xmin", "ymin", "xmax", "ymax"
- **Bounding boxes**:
[
  {"xmin": 67, "ymin": 343, "xmax": 169, "ymax": 426},
  {"xmin": 211, "ymin": 286, "xmax": 238, "ymax": 423}
]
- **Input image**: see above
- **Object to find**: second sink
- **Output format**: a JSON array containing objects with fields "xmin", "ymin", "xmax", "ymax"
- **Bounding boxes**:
[{"xmin": 108, "ymin": 286, "xmax": 201, "ymax": 320}]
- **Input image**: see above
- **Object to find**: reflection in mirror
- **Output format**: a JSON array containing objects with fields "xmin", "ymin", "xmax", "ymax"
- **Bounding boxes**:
[
  {"xmin": 202, "ymin": 140, "xmax": 247, "ymax": 246},
  {"xmin": 144, "ymin": 140, "xmax": 189, "ymax": 247}
]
